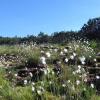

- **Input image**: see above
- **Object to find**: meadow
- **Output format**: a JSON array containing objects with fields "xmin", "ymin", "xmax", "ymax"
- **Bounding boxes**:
[{"xmin": 0, "ymin": 40, "xmax": 100, "ymax": 100}]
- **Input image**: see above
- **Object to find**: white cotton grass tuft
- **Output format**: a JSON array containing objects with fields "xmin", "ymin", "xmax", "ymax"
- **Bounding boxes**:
[
  {"xmin": 76, "ymin": 69, "xmax": 81, "ymax": 74},
  {"xmin": 65, "ymin": 58, "xmax": 68, "ymax": 63},
  {"xmin": 54, "ymin": 49, "xmax": 58, "ymax": 52},
  {"xmin": 14, "ymin": 73, "xmax": 17, "ymax": 77},
  {"xmin": 82, "ymin": 61, "xmax": 85, "ymax": 65},
  {"xmin": 64, "ymin": 48, "xmax": 68, "ymax": 53},
  {"xmin": 90, "ymin": 83, "xmax": 94, "ymax": 88},
  {"xmin": 62, "ymin": 84, "xmax": 66, "ymax": 87},
  {"xmin": 70, "ymin": 55, "xmax": 74, "ymax": 60},
  {"xmin": 44, "ymin": 69, "xmax": 48, "ymax": 75},
  {"xmin": 49, "ymin": 81, "xmax": 52, "ymax": 84},
  {"xmin": 46, "ymin": 52, "xmax": 51, "ymax": 58},
  {"xmin": 79, "ymin": 56, "xmax": 86, "ymax": 62},
  {"xmin": 73, "ymin": 52, "xmax": 77, "ymax": 57},
  {"xmin": 40, "ymin": 56, "xmax": 46, "ymax": 65},
  {"xmin": 29, "ymin": 72, "xmax": 33, "ymax": 77},
  {"xmin": 76, "ymin": 80, "xmax": 80, "ymax": 85},
  {"xmin": 24, "ymin": 80, "xmax": 27, "ymax": 85},
  {"xmin": 37, "ymin": 90, "xmax": 42, "ymax": 95},
  {"xmin": 78, "ymin": 65, "xmax": 81, "ymax": 69},
  {"xmin": 32, "ymin": 86, "xmax": 35, "ymax": 92},
  {"xmin": 72, "ymin": 85, "xmax": 75, "ymax": 91},
  {"xmin": 72, "ymin": 71, "xmax": 76, "ymax": 75},
  {"xmin": 60, "ymin": 51, "xmax": 64, "ymax": 56},
  {"xmin": 67, "ymin": 80, "xmax": 71, "ymax": 83},
  {"xmin": 32, "ymin": 82, "xmax": 35, "ymax": 86},
  {"xmin": 94, "ymin": 59, "xmax": 97, "ymax": 62},
  {"xmin": 40, "ymin": 50, "xmax": 44, "ymax": 53},
  {"xmin": 96, "ymin": 75, "xmax": 100, "ymax": 79}
]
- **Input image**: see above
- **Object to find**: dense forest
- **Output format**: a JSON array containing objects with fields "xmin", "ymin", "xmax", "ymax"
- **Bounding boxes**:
[{"xmin": 0, "ymin": 17, "xmax": 100, "ymax": 45}]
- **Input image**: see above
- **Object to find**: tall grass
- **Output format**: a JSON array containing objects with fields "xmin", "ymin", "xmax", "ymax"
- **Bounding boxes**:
[{"xmin": 0, "ymin": 41, "xmax": 99, "ymax": 100}]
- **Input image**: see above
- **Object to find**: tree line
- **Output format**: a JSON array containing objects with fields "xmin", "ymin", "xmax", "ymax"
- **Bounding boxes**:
[{"xmin": 0, "ymin": 17, "xmax": 100, "ymax": 45}]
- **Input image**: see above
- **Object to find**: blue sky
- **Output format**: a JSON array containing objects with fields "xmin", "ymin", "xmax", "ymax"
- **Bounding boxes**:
[{"xmin": 0, "ymin": 0, "xmax": 100, "ymax": 37}]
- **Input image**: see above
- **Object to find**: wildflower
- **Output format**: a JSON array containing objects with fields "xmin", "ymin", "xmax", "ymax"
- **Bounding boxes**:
[{"xmin": 76, "ymin": 80, "xmax": 80, "ymax": 85}]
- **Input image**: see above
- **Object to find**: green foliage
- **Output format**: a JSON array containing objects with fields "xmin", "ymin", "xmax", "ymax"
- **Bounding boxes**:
[{"xmin": 90, "ymin": 40, "xmax": 97, "ymax": 49}]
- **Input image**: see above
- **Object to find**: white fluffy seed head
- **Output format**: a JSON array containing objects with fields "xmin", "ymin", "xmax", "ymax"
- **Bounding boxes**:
[
  {"xmin": 32, "ymin": 86, "xmax": 35, "ymax": 92},
  {"xmin": 70, "ymin": 55, "xmax": 74, "ymax": 60},
  {"xmin": 78, "ymin": 65, "xmax": 81, "ymax": 69},
  {"xmin": 62, "ymin": 84, "xmax": 66, "ymax": 87},
  {"xmin": 46, "ymin": 52, "xmax": 51, "ymax": 58},
  {"xmin": 29, "ymin": 72, "xmax": 33, "ymax": 77},
  {"xmin": 76, "ymin": 80, "xmax": 80, "ymax": 85},
  {"xmin": 90, "ymin": 83, "xmax": 94, "ymax": 88},
  {"xmin": 96, "ymin": 75, "xmax": 100, "ymax": 79},
  {"xmin": 64, "ymin": 49, "xmax": 68, "ymax": 53},
  {"xmin": 65, "ymin": 58, "xmax": 68, "ymax": 63},
  {"xmin": 24, "ymin": 80, "xmax": 27, "ymax": 85},
  {"xmin": 37, "ymin": 90, "xmax": 42, "ymax": 95}
]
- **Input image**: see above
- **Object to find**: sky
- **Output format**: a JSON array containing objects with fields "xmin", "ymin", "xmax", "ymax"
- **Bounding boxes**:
[{"xmin": 0, "ymin": 0, "xmax": 100, "ymax": 37}]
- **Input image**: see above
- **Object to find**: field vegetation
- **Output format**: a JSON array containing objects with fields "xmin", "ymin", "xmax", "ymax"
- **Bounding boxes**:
[{"xmin": 0, "ymin": 17, "xmax": 100, "ymax": 100}]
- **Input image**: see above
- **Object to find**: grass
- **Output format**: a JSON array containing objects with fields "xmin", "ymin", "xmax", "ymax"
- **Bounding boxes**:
[{"xmin": 0, "ymin": 40, "xmax": 100, "ymax": 100}]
